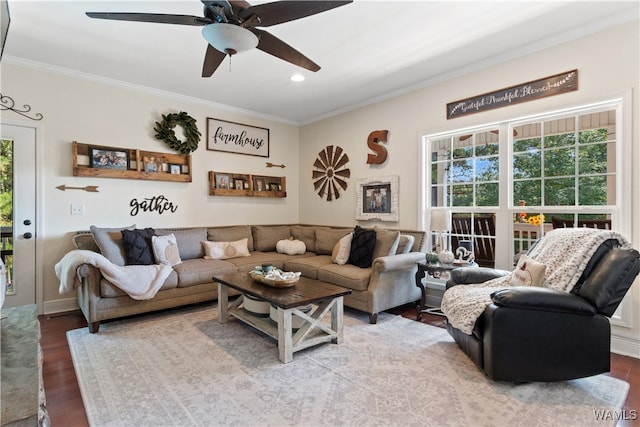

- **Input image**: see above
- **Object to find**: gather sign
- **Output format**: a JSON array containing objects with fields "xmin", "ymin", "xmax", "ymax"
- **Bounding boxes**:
[
  {"xmin": 446, "ymin": 69, "xmax": 578, "ymax": 119},
  {"xmin": 206, "ymin": 118, "xmax": 270, "ymax": 158}
]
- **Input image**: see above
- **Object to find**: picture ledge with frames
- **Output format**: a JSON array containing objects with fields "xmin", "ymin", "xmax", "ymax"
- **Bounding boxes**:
[
  {"xmin": 209, "ymin": 171, "xmax": 286, "ymax": 198},
  {"xmin": 72, "ymin": 141, "xmax": 192, "ymax": 182}
]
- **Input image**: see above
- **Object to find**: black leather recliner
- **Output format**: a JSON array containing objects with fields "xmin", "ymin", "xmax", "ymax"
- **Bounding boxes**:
[{"xmin": 445, "ymin": 240, "xmax": 640, "ymax": 382}]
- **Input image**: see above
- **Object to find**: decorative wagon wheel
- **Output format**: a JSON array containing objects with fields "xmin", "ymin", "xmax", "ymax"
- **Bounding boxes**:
[{"xmin": 312, "ymin": 145, "xmax": 350, "ymax": 201}]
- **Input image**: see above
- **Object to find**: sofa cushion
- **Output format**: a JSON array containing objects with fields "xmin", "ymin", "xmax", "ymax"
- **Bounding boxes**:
[
  {"xmin": 372, "ymin": 226, "xmax": 401, "ymax": 259},
  {"xmin": 90, "ymin": 224, "xmax": 136, "ymax": 266},
  {"xmin": 396, "ymin": 235, "xmax": 415, "ymax": 254},
  {"xmin": 349, "ymin": 226, "xmax": 377, "ymax": 268},
  {"xmin": 152, "ymin": 234, "xmax": 182, "ymax": 266},
  {"xmin": 208, "ymin": 226, "xmax": 254, "ymax": 252},
  {"xmin": 284, "ymin": 255, "xmax": 333, "ymax": 279},
  {"xmin": 315, "ymin": 227, "xmax": 351, "ymax": 255},
  {"xmin": 224, "ymin": 252, "xmax": 297, "ymax": 272},
  {"xmin": 202, "ymin": 238, "xmax": 250, "ymax": 260},
  {"xmin": 331, "ymin": 233, "xmax": 353, "ymax": 265},
  {"xmin": 318, "ymin": 264, "xmax": 371, "ymax": 291},
  {"xmin": 156, "ymin": 228, "xmax": 207, "ymax": 260},
  {"xmin": 121, "ymin": 228, "xmax": 156, "ymax": 265},
  {"xmin": 173, "ymin": 258, "xmax": 236, "ymax": 288},
  {"xmin": 291, "ymin": 225, "xmax": 316, "ymax": 253},
  {"xmin": 253, "ymin": 226, "xmax": 291, "ymax": 252}
]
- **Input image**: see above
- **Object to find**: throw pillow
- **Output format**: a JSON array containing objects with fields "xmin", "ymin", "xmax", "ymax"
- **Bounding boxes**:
[
  {"xmin": 121, "ymin": 228, "xmax": 156, "ymax": 265},
  {"xmin": 152, "ymin": 234, "xmax": 182, "ymax": 266},
  {"xmin": 331, "ymin": 233, "xmax": 353, "ymax": 265},
  {"xmin": 202, "ymin": 238, "xmax": 250, "ymax": 260},
  {"xmin": 276, "ymin": 238, "xmax": 306, "ymax": 255},
  {"xmin": 510, "ymin": 254, "xmax": 546, "ymax": 286},
  {"xmin": 90, "ymin": 224, "xmax": 136, "ymax": 266},
  {"xmin": 348, "ymin": 226, "xmax": 377, "ymax": 268}
]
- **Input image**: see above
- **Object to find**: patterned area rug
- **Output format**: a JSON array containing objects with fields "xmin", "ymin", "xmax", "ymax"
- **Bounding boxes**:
[{"xmin": 67, "ymin": 305, "xmax": 628, "ymax": 426}]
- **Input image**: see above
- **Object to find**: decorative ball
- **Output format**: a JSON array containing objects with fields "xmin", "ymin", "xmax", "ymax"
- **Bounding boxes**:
[
  {"xmin": 438, "ymin": 250, "xmax": 455, "ymax": 265},
  {"xmin": 425, "ymin": 252, "xmax": 440, "ymax": 264}
]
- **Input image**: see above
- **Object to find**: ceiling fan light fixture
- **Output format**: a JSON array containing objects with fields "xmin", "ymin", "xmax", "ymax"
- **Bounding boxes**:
[
  {"xmin": 289, "ymin": 73, "xmax": 305, "ymax": 82},
  {"xmin": 202, "ymin": 23, "xmax": 258, "ymax": 55}
]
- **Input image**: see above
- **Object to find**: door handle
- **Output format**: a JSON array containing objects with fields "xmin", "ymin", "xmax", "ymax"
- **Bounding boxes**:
[
  {"xmin": 23, "ymin": 219, "xmax": 32, "ymax": 226},
  {"xmin": 23, "ymin": 232, "xmax": 32, "ymax": 239}
]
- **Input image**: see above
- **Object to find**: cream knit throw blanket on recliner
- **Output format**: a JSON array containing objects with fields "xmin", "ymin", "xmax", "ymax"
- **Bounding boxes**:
[{"xmin": 441, "ymin": 228, "xmax": 631, "ymax": 335}]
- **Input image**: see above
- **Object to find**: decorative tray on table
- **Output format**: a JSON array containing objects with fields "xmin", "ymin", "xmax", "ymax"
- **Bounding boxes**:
[{"xmin": 249, "ymin": 269, "xmax": 301, "ymax": 288}]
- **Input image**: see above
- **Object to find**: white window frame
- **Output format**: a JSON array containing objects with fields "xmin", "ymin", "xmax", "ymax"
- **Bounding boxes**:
[{"xmin": 419, "ymin": 92, "xmax": 633, "ymax": 326}]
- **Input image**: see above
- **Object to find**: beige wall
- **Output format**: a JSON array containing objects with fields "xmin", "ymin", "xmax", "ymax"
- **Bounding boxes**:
[
  {"xmin": 1, "ymin": 20, "xmax": 638, "ymax": 355},
  {"xmin": 299, "ymin": 21, "xmax": 640, "ymax": 355},
  {"xmin": 1, "ymin": 64, "xmax": 301, "ymax": 305}
]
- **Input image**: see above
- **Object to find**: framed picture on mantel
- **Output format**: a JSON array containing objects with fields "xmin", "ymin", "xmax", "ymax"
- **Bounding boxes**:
[{"xmin": 206, "ymin": 118, "xmax": 269, "ymax": 158}]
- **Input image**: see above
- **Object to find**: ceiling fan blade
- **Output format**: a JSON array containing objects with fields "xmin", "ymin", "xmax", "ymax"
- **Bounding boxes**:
[
  {"xmin": 202, "ymin": 44, "xmax": 227, "ymax": 77},
  {"xmin": 250, "ymin": 28, "xmax": 320, "ymax": 72},
  {"xmin": 86, "ymin": 12, "xmax": 212, "ymax": 26},
  {"xmin": 240, "ymin": 1, "xmax": 352, "ymax": 27}
]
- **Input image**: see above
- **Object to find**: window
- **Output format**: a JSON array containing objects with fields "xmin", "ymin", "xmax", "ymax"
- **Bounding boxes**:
[{"xmin": 421, "ymin": 98, "xmax": 627, "ymax": 270}]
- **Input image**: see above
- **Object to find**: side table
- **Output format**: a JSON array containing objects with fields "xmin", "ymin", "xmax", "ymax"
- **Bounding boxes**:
[{"xmin": 415, "ymin": 262, "xmax": 457, "ymax": 319}]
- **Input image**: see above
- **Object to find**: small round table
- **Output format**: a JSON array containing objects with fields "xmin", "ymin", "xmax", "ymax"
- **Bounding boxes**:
[{"xmin": 415, "ymin": 261, "xmax": 475, "ymax": 320}]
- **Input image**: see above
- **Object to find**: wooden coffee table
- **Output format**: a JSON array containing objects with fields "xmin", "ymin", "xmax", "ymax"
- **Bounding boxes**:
[{"xmin": 214, "ymin": 272, "xmax": 351, "ymax": 363}]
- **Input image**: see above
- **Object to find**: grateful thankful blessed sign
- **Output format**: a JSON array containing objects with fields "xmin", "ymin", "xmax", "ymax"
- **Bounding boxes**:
[
  {"xmin": 446, "ymin": 70, "xmax": 578, "ymax": 119},
  {"xmin": 206, "ymin": 118, "xmax": 270, "ymax": 157}
]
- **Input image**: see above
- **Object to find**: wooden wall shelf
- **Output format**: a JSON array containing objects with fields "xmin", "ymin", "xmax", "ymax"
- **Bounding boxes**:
[
  {"xmin": 72, "ymin": 141, "xmax": 192, "ymax": 182},
  {"xmin": 209, "ymin": 171, "xmax": 286, "ymax": 198}
]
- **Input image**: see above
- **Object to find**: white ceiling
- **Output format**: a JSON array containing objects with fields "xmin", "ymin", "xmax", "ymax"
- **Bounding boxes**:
[{"xmin": 3, "ymin": 1, "xmax": 639, "ymax": 125}]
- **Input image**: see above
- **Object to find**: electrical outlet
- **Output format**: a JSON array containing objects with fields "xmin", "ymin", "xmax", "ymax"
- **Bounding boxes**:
[{"xmin": 71, "ymin": 203, "xmax": 85, "ymax": 215}]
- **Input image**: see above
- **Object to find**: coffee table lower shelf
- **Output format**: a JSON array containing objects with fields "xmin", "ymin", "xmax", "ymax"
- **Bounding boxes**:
[{"xmin": 218, "ymin": 283, "xmax": 346, "ymax": 363}]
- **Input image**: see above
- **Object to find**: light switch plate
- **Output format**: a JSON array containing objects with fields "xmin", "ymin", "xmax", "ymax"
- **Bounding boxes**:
[{"xmin": 71, "ymin": 203, "xmax": 85, "ymax": 215}]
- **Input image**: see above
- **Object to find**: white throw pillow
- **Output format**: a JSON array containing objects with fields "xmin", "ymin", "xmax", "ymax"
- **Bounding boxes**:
[
  {"xmin": 202, "ymin": 238, "xmax": 250, "ymax": 260},
  {"xmin": 152, "ymin": 234, "xmax": 182, "ymax": 266},
  {"xmin": 510, "ymin": 254, "xmax": 546, "ymax": 286},
  {"xmin": 331, "ymin": 233, "xmax": 353, "ymax": 265}
]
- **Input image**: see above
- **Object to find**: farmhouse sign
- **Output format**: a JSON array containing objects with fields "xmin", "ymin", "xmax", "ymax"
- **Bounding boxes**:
[
  {"xmin": 446, "ymin": 69, "xmax": 578, "ymax": 119},
  {"xmin": 207, "ymin": 118, "xmax": 270, "ymax": 157}
]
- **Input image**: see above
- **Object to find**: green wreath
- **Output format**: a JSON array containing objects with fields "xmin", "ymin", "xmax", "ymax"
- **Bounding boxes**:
[{"xmin": 154, "ymin": 111, "xmax": 201, "ymax": 154}]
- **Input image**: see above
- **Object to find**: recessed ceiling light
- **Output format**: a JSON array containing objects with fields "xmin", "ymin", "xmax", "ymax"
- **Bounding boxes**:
[{"xmin": 289, "ymin": 73, "xmax": 305, "ymax": 82}]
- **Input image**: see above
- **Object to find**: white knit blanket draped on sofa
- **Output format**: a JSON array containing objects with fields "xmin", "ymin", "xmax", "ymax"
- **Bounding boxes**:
[
  {"xmin": 55, "ymin": 249, "xmax": 172, "ymax": 300},
  {"xmin": 441, "ymin": 228, "xmax": 631, "ymax": 335}
]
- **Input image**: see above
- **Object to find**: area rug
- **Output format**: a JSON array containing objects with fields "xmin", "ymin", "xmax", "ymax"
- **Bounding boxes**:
[{"xmin": 67, "ymin": 305, "xmax": 628, "ymax": 427}]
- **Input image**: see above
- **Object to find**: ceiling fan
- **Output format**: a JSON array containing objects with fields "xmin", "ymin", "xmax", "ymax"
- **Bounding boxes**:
[{"xmin": 86, "ymin": 0, "xmax": 352, "ymax": 77}]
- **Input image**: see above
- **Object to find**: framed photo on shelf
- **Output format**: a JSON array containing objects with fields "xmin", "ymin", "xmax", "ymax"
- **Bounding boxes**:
[
  {"xmin": 234, "ymin": 178, "xmax": 245, "ymax": 190},
  {"xmin": 143, "ymin": 155, "xmax": 163, "ymax": 173},
  {"xmin": 269, "ymin": 183, "xmax": 280, "ymax": 191},
  {"xmin": 89, "ymin": 147, "xmax": 129, "ymax": 170},
  {"xmin": 169, "ymin": 164, "xmax": 181, "ymax": 175},
  {"xmin": 216, "ymin": 173, "xmax": 230, "ymax": 189},
  {"xmin": 355, "ymin": 175, "xmax": 399, "ymax": 222},
  {"xmin": 253, "ymin": 177, "xmax": 266, "ymax": 191}
]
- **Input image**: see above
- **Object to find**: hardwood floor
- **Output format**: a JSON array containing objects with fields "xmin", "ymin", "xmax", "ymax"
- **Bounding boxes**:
[{"xmin": 40, "ymin": 303, "xmax": 639, "ymax": 427}]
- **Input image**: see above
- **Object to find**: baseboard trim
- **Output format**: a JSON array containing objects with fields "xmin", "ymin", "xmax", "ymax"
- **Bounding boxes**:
[
  {"xmin": 44, "ymin": 297, "xmax": 78, "ymax": 315},
  {"xmin": 611, "ymin": 334, "xmax": 640, "ymax": 359}
]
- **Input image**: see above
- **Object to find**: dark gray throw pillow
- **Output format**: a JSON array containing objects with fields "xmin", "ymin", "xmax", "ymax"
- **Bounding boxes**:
[
  {"xmin": 122, "ymin": 228, "xmax": 156, "ymax": 265},
  {"xmin": 348, "ymin": 226, "xmax": 377, "ymax": 268}
]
